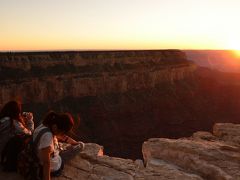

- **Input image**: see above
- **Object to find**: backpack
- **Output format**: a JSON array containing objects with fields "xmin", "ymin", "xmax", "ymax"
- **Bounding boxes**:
[
  {"xmin": 17, "ymin": 127, "xmax": 50, "ymax": 180},
  {"xmin": 0, "ymin": 117, "xmax": 15, "ymax": 160},
  {"xmin": 1, "ymin": 134, "xmax": 31, "ymax": 171},
  {"xmin": 0, "ymin": 116, "xmax": 31, "ymax": 172}
]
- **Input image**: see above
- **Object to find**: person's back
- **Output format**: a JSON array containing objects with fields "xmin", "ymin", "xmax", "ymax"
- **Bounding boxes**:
[
  {"xmin": 0, "ymin": 117, "xmax": 13, "ymax": 158},
  {"xmin": 33, "ymin": 123, "xmax": 62, "ymax": 173}
]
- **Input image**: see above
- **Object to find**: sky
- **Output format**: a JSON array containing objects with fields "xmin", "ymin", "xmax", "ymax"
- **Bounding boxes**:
[{"xmin": 1, "ymin": 0, "xmax": 240, "ymax": 51}]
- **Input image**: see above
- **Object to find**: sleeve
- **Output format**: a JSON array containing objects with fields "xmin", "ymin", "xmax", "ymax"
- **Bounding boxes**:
[
  {"xmin": 13, "ymin": 120, "xmax": 32, "ymax": 135},
  {"xmin": 25, "ymin": 119, "xmax": 34, "ymax": 132},
  {"xmin": 38, "ymin": 132, "xmax": 54, "ymax": 150}
]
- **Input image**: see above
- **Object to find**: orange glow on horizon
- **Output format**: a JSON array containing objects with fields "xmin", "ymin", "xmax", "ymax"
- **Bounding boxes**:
[
  {"xmin": 233, "ymin": 50, "xmax": 240, "ymax": 57},
  {"xmin": 1, "ymin": 0, "xmax": 240, "ymax": 51}
]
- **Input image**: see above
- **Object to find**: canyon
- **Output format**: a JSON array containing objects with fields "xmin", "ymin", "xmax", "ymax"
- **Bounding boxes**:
[{"xmin": 1, "ymin": 50, "xmax": 240, "ymax": 159}]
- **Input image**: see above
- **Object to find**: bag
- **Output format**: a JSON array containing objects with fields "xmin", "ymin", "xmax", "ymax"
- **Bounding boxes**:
[
  {"xmin": 0, "ymin": 117, "xmax": 14, "ymax": 161},
  {"xmin": 1, "ymin": 134, "xmax": 30, "ymax": 171},
  {"xmin": 17, "ymin": 127, "xmax": 50, "ymax": 180}
]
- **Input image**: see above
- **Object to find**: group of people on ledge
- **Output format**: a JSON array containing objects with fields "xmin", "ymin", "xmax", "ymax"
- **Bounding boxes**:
[{"xmin": 0, "ymin": 100, "xmax": 85, "ymax": 180}]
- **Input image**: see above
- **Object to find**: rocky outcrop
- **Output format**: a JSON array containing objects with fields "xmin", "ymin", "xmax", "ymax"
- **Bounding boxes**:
[
  {"xmin": 142, "ymin": 123, "xmax": 240, "ymax": 180},
  {"xmin": 1, "ymin": 123, "xmax": 240, "ymax": 179},
  {"xmin": 56, "ymin": 144, "xmax": 202, "ymax": 180},
  {"xmin": 213, "ymin": 123, "xmax": 240, "ymax": 146}
]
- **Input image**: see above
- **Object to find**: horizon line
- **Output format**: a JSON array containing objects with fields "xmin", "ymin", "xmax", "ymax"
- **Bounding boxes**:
[{"xmin": 0, "ymin": 48, "xmax": 236, "ymax": 53}]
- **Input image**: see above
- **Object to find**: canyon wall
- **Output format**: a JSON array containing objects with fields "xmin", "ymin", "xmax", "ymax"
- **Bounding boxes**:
[
  {"xmin": 2, "ymin": 50, "xmax": 240, "ymax": 159},
  {"xmin": 0, "ymin": 50, "xmax": 195, "ymax": 106},
  {"xmin": 0, "ymin": 50, "xmax": 198, "ymax": 159},
  {"xmin": 1, "ymin": 51, "xmax": 240, "ymax": 178}
]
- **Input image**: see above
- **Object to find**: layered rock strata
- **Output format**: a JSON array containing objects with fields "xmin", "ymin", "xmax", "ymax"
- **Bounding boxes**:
[
  {"xmin": 0, "ymin": 50, "xmax": 198, "ymax": 159},
  {"xmin": 0, "ymin": 50, "xmax": 195, "ymax": 106},
  {"xmin": 2, "ymin": 51, "xmax": 240, "ymax": 160}
]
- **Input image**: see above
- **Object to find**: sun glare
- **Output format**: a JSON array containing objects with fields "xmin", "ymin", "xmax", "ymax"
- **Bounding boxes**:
[
  {"xmin": 227, "ymin": 38, "xmax": 240, "ymax": 57},
  {"xmin": 234, "ymin": 50, "xmax": 240, "ymax": 57}
]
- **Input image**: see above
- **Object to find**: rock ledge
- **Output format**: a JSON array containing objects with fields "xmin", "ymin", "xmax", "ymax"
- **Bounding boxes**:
[{"xmin": 1, "ymin": 123, "xmax": 240, "ymax": 180}]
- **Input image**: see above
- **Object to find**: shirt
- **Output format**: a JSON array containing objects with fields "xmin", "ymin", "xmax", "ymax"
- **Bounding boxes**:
[
  {"xmin": 33, "ymin": 124, "xmax": 62, "ymax": 172},
  {"xmin": 0, "ymin": 116, "xmax": 34, "ymax": 158}
]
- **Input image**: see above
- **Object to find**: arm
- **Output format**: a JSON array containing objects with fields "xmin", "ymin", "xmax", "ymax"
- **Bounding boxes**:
[
  {"xmin": 57, "ymin": 135, "xmax": 79, "ymax": 145},
  {"xmin": 39, "ymin": 146, "xmax": 51, "ymax": 180},
  {"xmin": 22, "ymin": 112, "xmax": 34, "ymax": 132},
  {"xmin": 57, "ymin": 135, "xmax": 85, "ymax": 151},
  {"xmin": 13, "ymin": 120, "xmax": 32, "ymax": 135}
]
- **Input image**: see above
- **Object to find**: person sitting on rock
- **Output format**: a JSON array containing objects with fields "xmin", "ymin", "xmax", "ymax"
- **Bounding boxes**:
[
  {"xmin": 33, "ymin": 111, "xmax": 84, "ymax": 180},
  {"xmin": 0, "ymin": 100, "xmax": 34, "ymax": 160}
]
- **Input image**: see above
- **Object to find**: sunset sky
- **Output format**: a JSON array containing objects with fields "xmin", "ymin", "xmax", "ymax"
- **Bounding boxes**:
[{"xmin": 1, "ymin": 0, "xmax": 240, "ymax": 51}]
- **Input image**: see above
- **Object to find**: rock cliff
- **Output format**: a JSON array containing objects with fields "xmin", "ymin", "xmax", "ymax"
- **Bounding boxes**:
[
  {"xmin": 0, "ymin": 50, "xmax": 195, "ymax": 105},
  {"xmin": 0, "ymin": 50, "xmax": 198, "ymax": 159},
  {"xmin": 49, "ymin": 123, "xmax": 240, "ymax": 179},
  {"xmin": 1, "ymin": 50, "xmax": 240, "ymax": 159},
  {"xmin": 2, "ymin": 123, "xmax": 240, "ymax": 180}
]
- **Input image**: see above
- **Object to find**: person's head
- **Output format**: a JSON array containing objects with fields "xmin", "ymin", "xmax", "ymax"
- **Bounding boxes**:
[
  {"xmin": 0, "ymin": 100, "xmax": 22, "ymax": 120},
  {"xmin": 42, "ymin": 111, "xmax": 74, "ymax": 135}
]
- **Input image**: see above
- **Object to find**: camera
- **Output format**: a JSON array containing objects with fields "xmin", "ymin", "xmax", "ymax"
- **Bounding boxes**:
[{"xmin": 22, "ymin": 112, "xmax": 29, "ymax": 117}]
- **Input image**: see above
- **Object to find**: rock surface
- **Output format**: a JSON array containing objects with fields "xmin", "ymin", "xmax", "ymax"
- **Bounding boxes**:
[
  {"xmin": 1, "ymin": 123, "xmax": 240, "ymax": 179},
  {"xmin": 55, "ymin": 144, "xmax": 202, "ymax": 180},
  {"xmin": 59, "ymin": 123, "xmax": 240, "ymax": 179},
  {"xmin": 142, "ymin": 123, "xmax": 240, "ymax": 180},
  {"xmin": 213, "ymin": 123, "xmax": 240, "ymax": 146}
]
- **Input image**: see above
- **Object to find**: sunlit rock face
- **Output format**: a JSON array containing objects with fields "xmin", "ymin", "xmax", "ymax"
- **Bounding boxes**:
[
  {"xmin": 55, "ymin": 142, "xmax": 203, "ymax": 180},
  {"xmin": 142, "ymin": 123, "xmax": 240, "ymax": 180},
  {"xmin": 1, "ymin": 124, "xmax": 240, "ymax": 180}
]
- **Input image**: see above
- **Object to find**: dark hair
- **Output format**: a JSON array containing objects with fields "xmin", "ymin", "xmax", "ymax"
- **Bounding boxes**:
[
  {"xmin": 42, "ymin": 111, "xmax": 74, "ymax": 133},
  {"xmin": 0, "ymin": 100, "xmax": 23, "ymax": 123}
]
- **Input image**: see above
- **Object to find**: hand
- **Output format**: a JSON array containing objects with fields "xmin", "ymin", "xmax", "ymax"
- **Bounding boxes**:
[
  {"xmin": 22, "ymin": 112, "xmax": 33, "ymax": 121},
  {"xmin": 76, "ymin": 141, "xmax": 85, "ymax": 151},
  {"xmin": 66, "ymin": 142, "xmax": 85, "ymax": 151}
]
